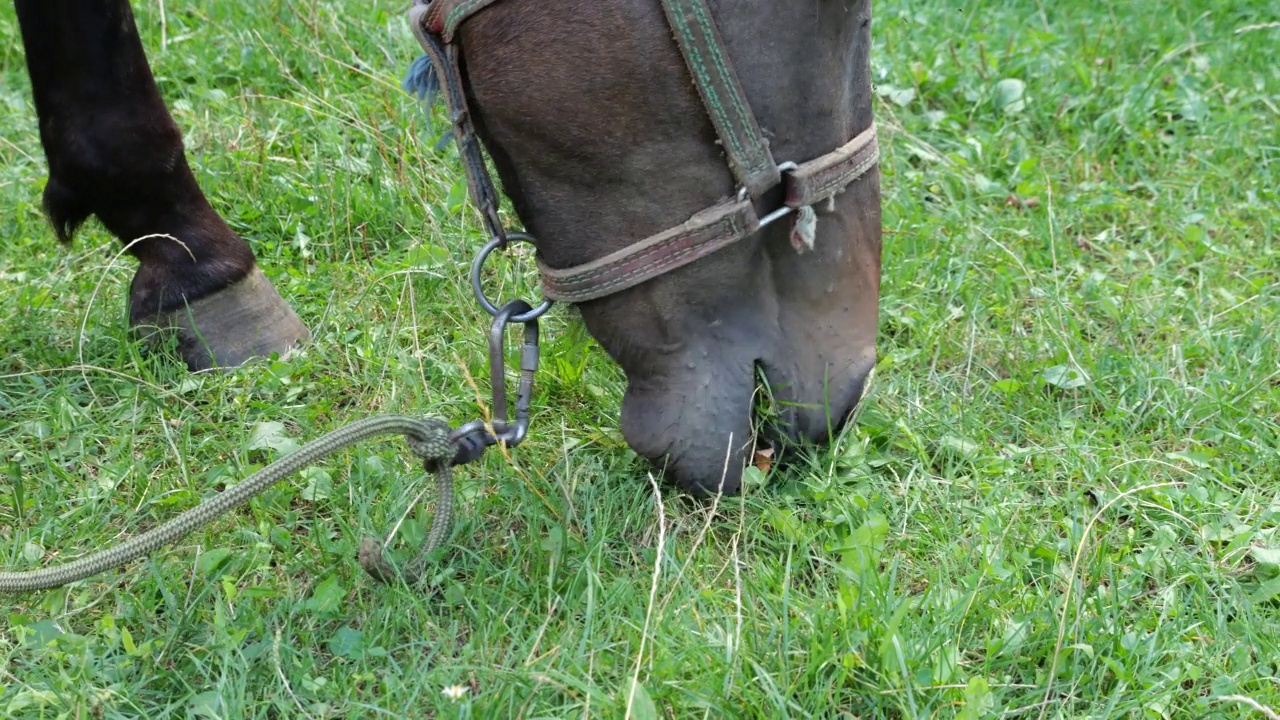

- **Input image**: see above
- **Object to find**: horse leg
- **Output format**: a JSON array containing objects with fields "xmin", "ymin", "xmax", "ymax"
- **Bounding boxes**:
[{"xmin": 14, "ymin": 0, "xmax": 309, "ymax": 370}]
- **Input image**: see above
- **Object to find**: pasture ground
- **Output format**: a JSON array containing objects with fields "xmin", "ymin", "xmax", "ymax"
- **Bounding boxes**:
[{"xmin": 1, "ymin": 1, "xmax": 1277, "ymax": 717}]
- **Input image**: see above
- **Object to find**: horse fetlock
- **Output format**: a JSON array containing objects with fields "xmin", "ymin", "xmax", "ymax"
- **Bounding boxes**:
[{"xmin": 130, "ymin": 266, "xmax": 310, "ymax": 371}]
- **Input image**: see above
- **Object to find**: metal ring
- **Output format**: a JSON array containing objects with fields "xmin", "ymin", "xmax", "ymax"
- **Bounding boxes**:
[{"xmin": 470, "ymin": 231, "xmax": 554, "ymax": 323}]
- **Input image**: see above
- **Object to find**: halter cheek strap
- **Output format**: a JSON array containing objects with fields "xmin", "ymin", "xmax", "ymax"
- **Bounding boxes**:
[{"xmin": 409, "ymin": 0, "xmax": 879, "ymax": 305}]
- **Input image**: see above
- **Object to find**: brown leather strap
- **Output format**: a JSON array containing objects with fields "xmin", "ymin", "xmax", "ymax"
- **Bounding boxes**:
[
  {"xmin": 410, "ymin": 3, "xmax": 507, "ymax": 243},
  {"xmin": 783, "ymin": 125, "xmax": 879, "ymax": 209},
  {"xmin": 537, "ymin": 198, "xmax": 760, "ymax": 303},
  {"xmin": 423, "ymin": 0, "xmax": 504, "ymax": 42},
  {"xmin": 660, "ymin": 0, "xmax": 780, "ymax": 198},
  {"xmin": 538, "ymin": 123, "xmax": 877, "ymax": 302}
]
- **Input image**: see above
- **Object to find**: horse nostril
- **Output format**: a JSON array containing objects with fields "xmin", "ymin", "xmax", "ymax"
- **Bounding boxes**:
[{"xmin": 748, "ymin": 356, "xmax": 876, "ymax": 471}]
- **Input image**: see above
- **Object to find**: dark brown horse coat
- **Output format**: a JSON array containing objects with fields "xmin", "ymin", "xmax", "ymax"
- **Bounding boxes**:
[{"xmin": 11, "ymin": 0, "xmax": 882, "ymax": 494}]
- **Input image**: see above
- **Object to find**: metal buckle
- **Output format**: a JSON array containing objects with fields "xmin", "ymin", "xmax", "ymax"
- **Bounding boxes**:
[{"xmin": 736, "ymin": 161, "xmax": 801, "ymax": 229}]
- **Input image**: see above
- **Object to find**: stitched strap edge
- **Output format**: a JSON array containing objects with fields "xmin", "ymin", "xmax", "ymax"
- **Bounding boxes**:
[
  {"xmin": 660, "ymin": 0, "xmax": 780, "ymax": 197},
  {"xmin": 537, "ymin": 198, "xmax": 760, "ymax": 303},
  {"xmin": 783, "ymin": 125, "xmax": 880, "ymax": 208}
]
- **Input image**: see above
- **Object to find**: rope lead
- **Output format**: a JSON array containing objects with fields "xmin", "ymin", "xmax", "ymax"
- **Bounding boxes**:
[{"xmin": 0, "ymin": 415, "xmax": 459, "ymax": 593}]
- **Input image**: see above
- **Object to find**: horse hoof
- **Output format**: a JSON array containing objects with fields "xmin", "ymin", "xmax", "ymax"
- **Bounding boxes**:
[{"xmin": 133, "ymin": 266, "xmax": 311, "ymax": 371}]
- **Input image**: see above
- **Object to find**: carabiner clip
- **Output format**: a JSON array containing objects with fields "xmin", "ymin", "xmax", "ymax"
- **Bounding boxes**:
[{"xmin": 487, "ymin": 299, "xmax": 540, "ymax": 448}]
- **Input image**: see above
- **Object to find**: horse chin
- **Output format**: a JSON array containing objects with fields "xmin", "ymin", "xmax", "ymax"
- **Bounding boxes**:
[{"xmin": 618, "ymin": 350, "xmax": 756, "ymax": 496}]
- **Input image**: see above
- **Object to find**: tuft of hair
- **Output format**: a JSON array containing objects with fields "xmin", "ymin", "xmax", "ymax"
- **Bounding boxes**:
[
  {"xmin": 401, "ymin": 54, "xmax": 455, "ymax": 151},
  {"xmin": 42, "ymin": 177, "xmax": 91, "ymax": 243},
  {"xmin": 402, "ymin": 54, "xmax": 441, "ymax": 107}
]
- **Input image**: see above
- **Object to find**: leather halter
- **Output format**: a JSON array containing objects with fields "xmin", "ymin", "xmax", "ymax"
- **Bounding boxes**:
[{"xmin": 408, "ymin": 0, "xmax": 880, "ymax": 305}]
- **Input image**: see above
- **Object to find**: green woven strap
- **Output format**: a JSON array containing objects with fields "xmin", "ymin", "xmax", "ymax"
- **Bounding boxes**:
[{"xmin": 660, "ymin": 0, "xmax": 780, "ymax": 198}]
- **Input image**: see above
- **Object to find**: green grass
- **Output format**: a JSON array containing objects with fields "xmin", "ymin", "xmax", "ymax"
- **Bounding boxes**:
[{"xmin": 1, "ymin": 0, "xmax": 1277, "ymax": 717}]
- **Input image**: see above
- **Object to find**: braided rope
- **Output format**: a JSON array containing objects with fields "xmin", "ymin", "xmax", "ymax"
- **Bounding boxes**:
[{"xmin": 0, "ymin": 415, "xmax": 458, "ymax": 593}]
